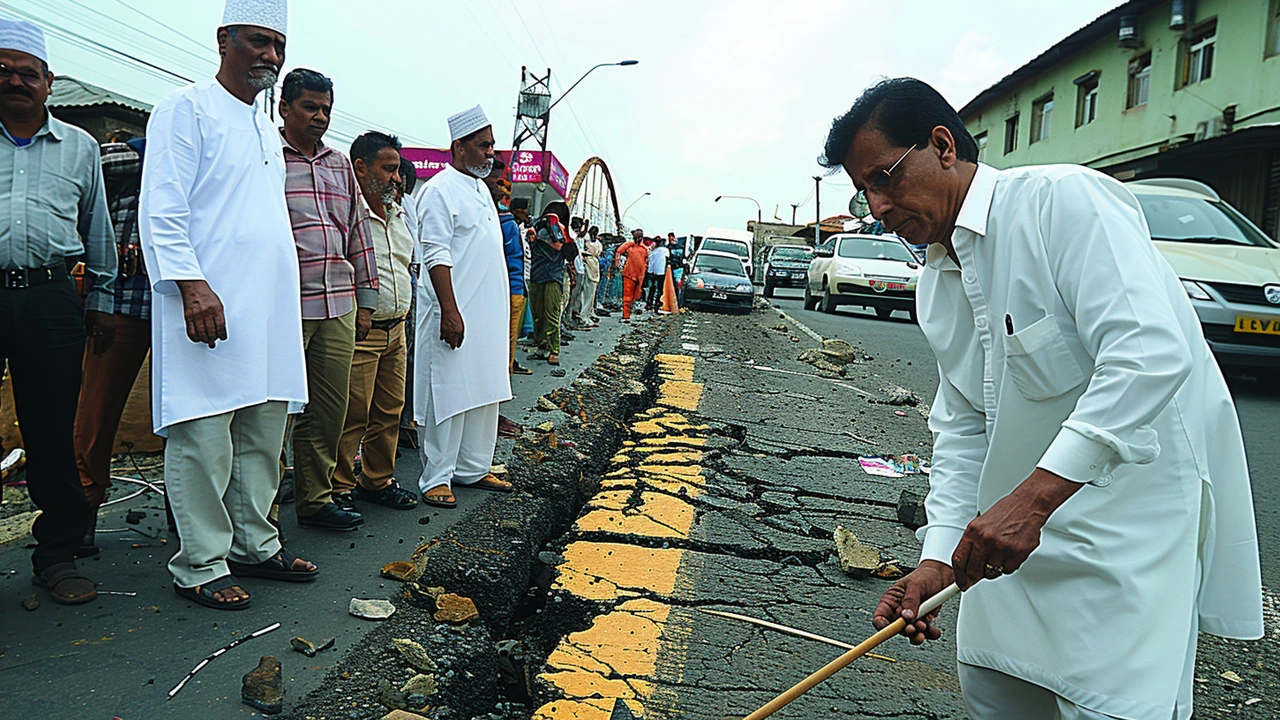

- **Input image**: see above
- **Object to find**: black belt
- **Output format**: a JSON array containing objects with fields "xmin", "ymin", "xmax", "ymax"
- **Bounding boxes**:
[
  {"xmin": 370, "ymin": 316, "xmax": 406, "ymax": 331},
  {"xmin": 2, "ymin": 265, "xmax": 69, "ymax": 289}
]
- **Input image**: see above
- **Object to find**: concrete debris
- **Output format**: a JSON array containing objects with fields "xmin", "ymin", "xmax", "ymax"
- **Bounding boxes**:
[
  {"xmin": 349, "ymin": 598, "xmax": 397, "ymax": 620},
  {"xmin": 381, "ymin": 560, "xmax": 417, "ymax": 582},
  {"xmin": 897, "ymin": 490, "xmax": 928, "ymax": 530},
  {"xmin": 21, "ymin": 594, "xmax": 38, "ymax": 611},
  {"xmin": 833, "ymin": 526, "xmax": 882, "ymax": 578},
  {"xmin": 1220, "ymin": 670, "xmax": 1243, "ymax": 683},
  {"xmin": 535, "ymin": 421, "xmax": 555, "ymax": 432},
  {"xmin": 392, "ymin": 638, "xmax": 437, "ymax": 673},
  {"xmin": 378, "ymin": 678, "xmax": 408, "ymax": 710},
  {"xmin": 289, "ymin": 636, "xmax": 335, "ymax": 658},
  {"xmin": 536, "ymin": 397, "xmax": 558, "ymax": 412},
  {"xmin": 380, "ymin": 711, "xmax": 429, "ymax": 720},
  {"xmin": 400, "ymin": 673, "xmax": 437, "ymax": 696},
  {"xmin": 796, "ymin": 349, "xmax": 846, "ymax": 376},
  {"xmin": 241, "ymin": 655, "xmax": 284, "ymax": 715},
  {"xmin": 820, "ymin": 338, "xmax": 859, "ymax": 364},
  {"xmin": 877, "ymin": 383, "xmax": 921, "ymax": 406},
  {"xmin": 432, "ymin": 593, "xmax": 480, "ymax": 624}
]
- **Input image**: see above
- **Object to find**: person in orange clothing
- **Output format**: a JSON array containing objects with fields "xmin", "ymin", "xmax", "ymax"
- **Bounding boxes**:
[{"xmin": 614, "ymin": 231, "xmax": 650, "ymax": 321}]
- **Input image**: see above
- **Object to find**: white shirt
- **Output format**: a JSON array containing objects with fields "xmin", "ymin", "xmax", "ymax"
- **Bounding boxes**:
[
  {"xmin": 582, "ymin": 236, "xmax": 603, "ymax": 283},
  {"xmin": 140, "ymin": 79, "xmax": 306, "ymax": 433},
  {"xmin": 401, "ymin": 191, "xmax": 420, "ymax": 264},
  {"xmin": 918, "ymin": 163, "xmax": 1262, "ymax": 719},
  {"xmin": 365, "ymin": 198, "xmax": 414, "ymax": 321},
  {"xmin": 413, "ymin": 164, "xmax": 512, "ymax": 425},
  {"xmin": 647, "ymin": 245, "xmax": 668, "ymax": 275}
]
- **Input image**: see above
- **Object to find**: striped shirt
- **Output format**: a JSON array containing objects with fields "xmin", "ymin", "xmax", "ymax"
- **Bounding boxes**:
[
  {"xmin": 281, "ymin": 134, "xmax": 377, "ymax": 319},
  {"xmin": 0, "ymin": 114, "xmax": 115, "ymax": 312},
  {"xmin": 100, "ymin": 141, "xmax": 150, "ymax": 320}
]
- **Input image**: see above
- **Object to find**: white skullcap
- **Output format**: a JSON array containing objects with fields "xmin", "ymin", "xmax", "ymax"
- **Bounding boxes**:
[
  {"xmin": 0, "ymin": 18, "xmax": 48, "ymax": 66},
  {"xmin": 448, "ymin": 105, "xmax": 491, "ymax": 142},
  {"xmin": 220, "ymin": 0, "xmax": 288, "ymax": 37}
]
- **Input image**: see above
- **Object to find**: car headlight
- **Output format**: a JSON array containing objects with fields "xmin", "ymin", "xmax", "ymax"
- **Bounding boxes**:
[
  {"xmin": 694, "ymin": 277, "xmax": 705, "ymax": 289},
  {"xmin": 734, "ymin": 283, "xmax": 752, "ymax": 292},
  {"xmin": 1181, "ymin": 280, "xmax": 1212, "ymax": 301}
]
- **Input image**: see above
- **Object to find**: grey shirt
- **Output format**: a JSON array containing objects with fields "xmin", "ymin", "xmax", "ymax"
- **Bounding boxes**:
[{"xmin": 0, "ymin": 113, "xmax": 116, "ymax": 312}]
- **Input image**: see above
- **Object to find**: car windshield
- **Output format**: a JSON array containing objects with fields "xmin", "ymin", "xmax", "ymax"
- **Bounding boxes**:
[
  {"xmin": 1135, "ymin": 194, "xmax": 1277, "ymax": 248},
  {"xmin": 695, "ymin": 254, "xmax": 747, "ymax": 276},
  {"xmin": 837, "ymin": 237, "xmax": 916, "ymax": 262},
  {"xmin": 702, "ymin": 239, "xmax": 749, "ymax": 257},
  {"xmin": 771, "ymin": 247, "xmax": 813, "ymax": 261}
]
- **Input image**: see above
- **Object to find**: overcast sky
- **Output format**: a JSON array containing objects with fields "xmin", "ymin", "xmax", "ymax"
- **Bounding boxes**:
[{"xmin": 18, "ymin": 0, "xmax": 1123, "ymax": 233}]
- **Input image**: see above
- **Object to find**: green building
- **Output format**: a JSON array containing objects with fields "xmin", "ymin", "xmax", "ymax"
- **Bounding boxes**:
[{"xmin": 960, "ymin": 0, "xmax": 1280, "ymax": 240}]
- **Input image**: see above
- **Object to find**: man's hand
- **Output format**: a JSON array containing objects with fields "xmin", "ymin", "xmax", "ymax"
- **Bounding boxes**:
[
  {"xmin": 440, "ymin": 307, "xmax": 464, "ymax": 349},
  {"xmin": 84, "ymin": 310, "xmax": 115, "ymax": 356},
  {"xmin": 950, "ymin": 468, "xmax": 1083, "ymax": 590},
  {"xmin": 356, "ymin": 308, "xmax": 373, "ymax": 342},
  {"xmin": 873, "ymin": 560, "xmax": 954, "ymax": 644},
  {"xmin": 176, "ymin": 279, "xmax": 226, "ymax": 348}
]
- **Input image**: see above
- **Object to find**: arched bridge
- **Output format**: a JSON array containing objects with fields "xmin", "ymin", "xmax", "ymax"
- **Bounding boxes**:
[{"xmin": 566, "ymin": 156, "xmax": 623, "ymax": 235}]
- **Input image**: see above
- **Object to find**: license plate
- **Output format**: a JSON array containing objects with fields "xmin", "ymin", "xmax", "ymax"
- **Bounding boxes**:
[
  {"xmin": 884, "ymin": 282, "xmax": 906, "ymax": 291},
  {"xmin": 1234, "ymin": 316, "xmax": 1280, "ymax": 335},
  {"xmin": 712, "ymin": 292, "xmax": 728, "ymax": 300}
]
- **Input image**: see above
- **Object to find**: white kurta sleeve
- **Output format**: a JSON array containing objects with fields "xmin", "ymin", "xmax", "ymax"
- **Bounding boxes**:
[
  {"xmin": 417, "ymin": 185, "xmax": 454, "ymax": 271},
  {"xmin": 1036, "ymin": 170, "xmax": 1194, "ymax": 486},
  {"xmin": 140, "ymin": 95, "xmax": 206, "ymax": 296},
  {"xmin": 919, "ymin": 369, "xmax": 988, "ymax": 564}
]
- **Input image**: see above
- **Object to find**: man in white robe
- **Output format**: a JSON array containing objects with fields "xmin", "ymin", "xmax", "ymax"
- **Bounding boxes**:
[
  {"xmin": 413, "ymin": 105, "xmax": 513, "ymax": 508},
  {"xmin": 140, "ymin": 0, "xmax": 316, "ymax": 610},
  {"xmin": 823, "ymin": 78, "xmax": 1262, "ymax": 720}
]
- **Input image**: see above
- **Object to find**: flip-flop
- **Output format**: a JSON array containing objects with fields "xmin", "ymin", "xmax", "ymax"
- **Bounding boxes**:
[
  {"xmin": 548, "ymin": 354, "xmax": 560, "ymax": 366},
  {"xmin": 422, "ymin": 489, "xmax": 457, "ymax": 508},
  {"xmin": 32, "ymin": 562, "xmax": 97, "ymax": 605},
  {"xmin": 228, "ymin": 548, "xmax": 319, "ymax": 583},
  {"xmin": 173, "ymin": 575, "xmax": 251, "ymax": 611},
  {"xmin": 468, "ymin": 474, "xmax": 514, "ymax": 493}
]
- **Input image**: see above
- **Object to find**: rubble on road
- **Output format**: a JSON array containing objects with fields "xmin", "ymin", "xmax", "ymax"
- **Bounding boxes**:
[
  {"xmin": 432, "ymin": 593, "xmax": 480, "ymax": 625},
  {"xmin": 350, "ymin": 598, "xmax": 397, "ymax": 620},
  {"xmin": 897, "ymin": 489, "xmax": 928, "ymax": 530},
  {"xmin": 241, "ymin": 655, "xmax": 283, "ymax": 715},
  {"xmin": 833, "ymin": 526, "xmax": 882, "ymax": 578},
  {"xmin": 392, "ymin": 638, "xmax": 437, "ymax": 673}
]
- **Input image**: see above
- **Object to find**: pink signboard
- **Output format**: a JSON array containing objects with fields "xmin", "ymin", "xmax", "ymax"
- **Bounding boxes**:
[
  {"xmin": 547, "ymin": 153, "xmax": 570, "ymax": 198},
  {"xmin": 402, "ymin": 147, "xmax": 571, "ymax": 199}
]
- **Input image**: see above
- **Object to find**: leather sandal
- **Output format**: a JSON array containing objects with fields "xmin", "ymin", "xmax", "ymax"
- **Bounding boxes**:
[
  {"xmin": 228, "ymin": 548, "xmax": 319, "ymax": 583},
  {"xmin": 173, "ymin": 575, "xmax": 251, "ymax": 610},
  {"xmin": 422, "ymin": 488, "xmax": 457, "ymax": 508},
  {"xmin": 32, "ymin": 562, "xmax": 97, "ymax": 605},
  {"xmin": 468, "ymin": 474, "xmax": 514, "ymax": 493}
]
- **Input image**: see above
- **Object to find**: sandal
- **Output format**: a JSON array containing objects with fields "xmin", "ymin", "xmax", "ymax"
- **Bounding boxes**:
[
  {"xmin": 467, "ymin": 474, "xmax": 514, "ymax": 493},
  {"xmin": 173, "ymin": 575, "xmax": 251, "ymax": 610},
  {"xmin": 228, "ymin": 548, "xmax": 319, "ymax": 583},
  {"xmin": 548, "ymin": 354, "xmax": 560, "ymax": 366},
  {"xmin": 422, "ymin": 488, "xmax": 457, "ymax": 508},
  {"xmin": 511, "ymin": 361, "xmax": 533, "ymax": 376},
  {"xmin": 32, "ymin": 562, "xmax": 97, "ymax": 605}
]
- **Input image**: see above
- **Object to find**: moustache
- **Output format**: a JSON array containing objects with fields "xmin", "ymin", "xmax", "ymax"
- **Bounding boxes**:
[{"xmin": 1, "ymin": 86, "xmax": 32, "ymax": 98}]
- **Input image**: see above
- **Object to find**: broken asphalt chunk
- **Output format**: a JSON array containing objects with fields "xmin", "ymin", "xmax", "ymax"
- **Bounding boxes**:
[
  {"xmin": 380, "ymin": 560, "xmax": 417, "ymax": 582},
  {"xmin": 349, "ymin": 598, "xmax": 397, "ymax": 620},
  {"xmin": 392, "ymin": 638, "xmax": 437, "ymax": 673},
  {"xmin": 241, "ymin": 655, "xmax": 284, "ymax": 715},
  {"xmin": 897, "ymin": 489, "xmax": 928, "ymax": 530},
  {"xmin": 432, "ymin": 593, "xmax": 480, "ymax": 625},
  {"xmin": 833, "ymin": 526, "xmax": 881, "ymax": 578}
]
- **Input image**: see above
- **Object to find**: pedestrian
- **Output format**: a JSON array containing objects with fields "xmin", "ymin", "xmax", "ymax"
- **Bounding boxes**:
[
  {"xmin": 825, "ymin": 77, "xmax": 1262, "ymax": 720},
  {"xmin": 331, "ymin": 131, "xmax": 418, "ymax": 512},
  {"xmin": 614, "ymin": 231, "xmax": 649, "ymax": 321},
  {"xmin": 74, "ymin": 131, "xmax": 151, "ymax": 557},
  {"xmin": 570, "ymin": 225, "xmax": 602, "ymax": 327},
  {"xmin": 0, "ymin": 18, "xmax": 116, "ymax": 604},
  {"xmin": 528, "ymin": 201, "xmax": 572, "ymax": 365},
  {"xmin": 645, "ymin": 236, "xmax": 669, "ymax": 311},
  {"xmin": 502, "ymin": 196, "xmax": 532, "ymax": 377},
  {"xmin": 141, "ymin": 0, "xmax": 319, "ymax": 610},
  {"xmin": 413, "ymin": 105, "xmax": 513, "ymax": 509},
  {"xmin": 278, "ymin": 67, "xmax": 377, "ymax": 531},
  {"xmin": 397, "ymin": 155, "xmax": 420, "ymax": 451}
]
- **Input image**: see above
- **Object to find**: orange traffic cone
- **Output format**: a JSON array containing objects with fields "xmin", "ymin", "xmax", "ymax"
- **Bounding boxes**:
[{"xmin": 660, "ymin": 266, "xmax": 678, "ymax": 314}]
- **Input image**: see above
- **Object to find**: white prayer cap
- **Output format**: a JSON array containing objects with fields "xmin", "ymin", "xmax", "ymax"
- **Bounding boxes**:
[
  {"xmin": 0, "ymin": 18, "xmax": 48, "ymax": 66},
  {"xmin": 448, "ymin": 105, "xmax": 491, "ymax": 142},
  {"xmin": 220, "ymin": 0, "xmax": 288, "ymax": 37}
]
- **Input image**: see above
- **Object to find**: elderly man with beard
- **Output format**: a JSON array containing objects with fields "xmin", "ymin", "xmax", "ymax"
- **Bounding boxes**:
[
  {"xmin": 332, "ymin": 132, "xmax": 418, "ymax": 512},
  {"xmin": 412, "ymin": 106, "xmax": 512, "ymax": 508},
  {"xmin": 141, "ymin": 0, "xmax": 317, "ymax": 610},
  {"xmin": 828, "ymin": 78, "xmax": 1262, "ymax": 719}
]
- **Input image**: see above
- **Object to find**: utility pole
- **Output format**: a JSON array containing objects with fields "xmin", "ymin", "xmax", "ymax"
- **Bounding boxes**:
[
  {"xmin": 790, "ymin": 203, "xmax": 798, "ymax": 225},
  {"xmin": 813, "ymin": 176, "xmax": 821, "ymax": 246}
]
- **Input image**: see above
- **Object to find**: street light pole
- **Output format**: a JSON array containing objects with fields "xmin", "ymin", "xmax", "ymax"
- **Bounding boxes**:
[
  {"xmin": 622, "ymin": 191, "xmax": 651, "ymax": 225},
  {"xmin": 549, "ymin": 60, "xmax": 639, "ymax": 112},
  {"xmin": 714, "ymin": 195, "xmax": 762, "ymax": 224}
]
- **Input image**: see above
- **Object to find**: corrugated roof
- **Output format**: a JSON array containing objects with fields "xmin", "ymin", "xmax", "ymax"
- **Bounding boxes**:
[
  {"xmin": 958, "ymin": 0, "xmax": 1160, "ymax": 119},
  {"xmin": 48, "ymin": 76, "xmax": 152, "ymax": 114}
]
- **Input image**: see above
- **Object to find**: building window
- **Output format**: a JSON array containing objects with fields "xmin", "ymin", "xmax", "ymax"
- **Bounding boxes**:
[
  {"xmin": 1127, "ymin": 53, "xmax": 1151, "ymax": 108},
  {"xmin": 1004, "ymin": 114, "xmax": 1019, "ymax": 154},
  {"xmin": 1180, "ymin": 20, "xmax": 1216, "ymax": 86},
  {"xmin": 1270, "ymin": 1, "xmax": 1280, "ymax": 57},
  {"xmin": 1030, "ymin": 93, "xmax": 1054, "ymax": 143},
  {"xmin": 974, "ymin": 132, "xmax": 988, "ymax": 162},
  {"xmin": 1075, "ymin": 71, "xmax": 1099, "ymax": 127}
]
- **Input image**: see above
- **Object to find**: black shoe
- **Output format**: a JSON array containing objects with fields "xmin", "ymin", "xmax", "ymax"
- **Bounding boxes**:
[
  {"xmin": 333, "ymin": 491, "xmax": 358, "ymax": 513},
  {"xmin": 561, "ymin": 330, "xmax": 576, "ymax": 341},
  {"xmin": 397, "ymin": 428, "xmax": 419, "ymax": 450},
  {"xmin": 297, "ymin": 502, "xmax": 363, "ymax": 531},
  {"xmin": 277, "ymin": 471, "xmax": 295, "ymax": 504},
  {"xmin": 353, "ymin": 482, "xmax": 419, "ymax": 510},
  {"xmin": 75, "ymin": 512, "xmax": 100, "ymax": 558}
]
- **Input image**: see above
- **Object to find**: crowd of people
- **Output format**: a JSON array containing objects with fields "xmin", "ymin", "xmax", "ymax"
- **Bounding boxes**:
[{"xmin": 0, "ymin": 3, "xmax": 681, "ymax": 611}]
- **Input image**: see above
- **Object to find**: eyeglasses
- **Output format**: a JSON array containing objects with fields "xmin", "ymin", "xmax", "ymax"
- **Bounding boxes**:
[
  {"xmin": 0, "ymin": 64, "xmax": 45, "ymax": 86},
  {"xmin": 863, "ymin": 145, "xmax": 918, "ymax": 198}
]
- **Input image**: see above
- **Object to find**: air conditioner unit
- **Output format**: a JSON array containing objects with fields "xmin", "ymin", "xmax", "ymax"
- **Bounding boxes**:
[
  {"xmin": 1118, "ymin": 15, "xmax": 1141, "ymax": 48},
  {"xmin": 1194, "ymin": 116, "xmax": 1226, "ymax": 141}
]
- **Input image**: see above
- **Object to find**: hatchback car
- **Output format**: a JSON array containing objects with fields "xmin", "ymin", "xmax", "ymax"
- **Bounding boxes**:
[
  {"xmin": 762, "ymin": 245, "xmax": 814, "ymax": 297},
  {"xmin": 696, "ymin": 238, "xmax": 753, "ymax": 279},
  {"xmin": 680, "ymin": 250, "xmax": 755, "ymax": 313},
  {"xmin": 805, "ymin": 233, "xmax": 921, "ymax": 320},
  {"xmin": 1128, "ymin": 177, "xmax": 1280, "ymax": 368}
]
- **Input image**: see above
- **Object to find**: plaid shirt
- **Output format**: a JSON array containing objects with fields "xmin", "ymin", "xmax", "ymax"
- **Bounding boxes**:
[
  {"xmin": 282, "ymin": 134, "xmax": 377, "ymax": 320},
  {"xmin": 100, "ymin": 141, "xmax": 150, "ymax": 320}
]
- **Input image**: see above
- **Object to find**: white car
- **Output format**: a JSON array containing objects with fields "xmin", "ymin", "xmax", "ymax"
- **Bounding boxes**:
[
  {"xmin": 1128, "ymin": 177, "xmax": 1280, "ymax": 368},
  {"xmin": 804, "ymin": 233, "xmax": 922, "ymax": 321},
  {"xmin": 695, "ymin": 236, "xmax": 753, "ymax": 279}
]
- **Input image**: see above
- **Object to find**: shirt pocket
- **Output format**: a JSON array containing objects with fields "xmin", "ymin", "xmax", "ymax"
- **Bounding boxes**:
[{"xmin": 1002, "ymin": 314, "xmax": 1087, "ymax": 401}]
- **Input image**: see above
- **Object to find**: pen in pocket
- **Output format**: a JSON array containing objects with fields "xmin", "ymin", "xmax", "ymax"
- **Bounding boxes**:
[{"xmin": 1005, "ymin": 314, "xmax": 1014, "ymax": 335}]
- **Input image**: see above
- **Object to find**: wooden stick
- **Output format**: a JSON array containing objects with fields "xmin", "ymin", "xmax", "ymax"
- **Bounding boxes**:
[
  {"xmin": 742, "ymin": 584, "xmax": 960, "ymax": 720},
  {"xmin": 698, "ymin": 608, "xmax": 895, "ymax": 662}
]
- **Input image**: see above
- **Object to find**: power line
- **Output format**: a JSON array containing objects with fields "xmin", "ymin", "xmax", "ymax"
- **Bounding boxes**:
[{"xmin": 59, "ymin": 0, "xmax": 216, "ymax": 72}]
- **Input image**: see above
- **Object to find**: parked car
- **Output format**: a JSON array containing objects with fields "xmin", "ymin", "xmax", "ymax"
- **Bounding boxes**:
[
  {"xmin": 697, "ymin": 228, "xmax": 754, "ymax": 278},
  {"xmin": 762, "ymin": 245, "xmax": 813, "ymax": 298},
  {"xmin": 804, "ymin": 233, "xmax": 922, "ymax": 320},
  {"xmin": 1127, "ymin": 177, "xmax": 1280, "ymax": 368},
  {"xmin": 680, "ymin": 250, "xmax": 755, "ymax": 313}
]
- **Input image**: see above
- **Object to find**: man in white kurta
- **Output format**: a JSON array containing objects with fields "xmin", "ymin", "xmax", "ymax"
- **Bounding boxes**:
[
  {"xmin": 824, "ymin": 78, "xmax": 1262, "ymax": 719},
  {"xmin": 141, "ymin": 1, "xmax": 313, "ymax": 607},
  {"xmin": 413, "ymin": 106, "xmax": 512, "ymax": 506}
]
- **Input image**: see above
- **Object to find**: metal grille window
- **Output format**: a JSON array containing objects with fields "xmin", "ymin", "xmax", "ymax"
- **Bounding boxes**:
[
  {"xmin": 1127, "ymin": 53, "xmax": 1151, "ymax": 108},
  {"xmin": 1031, "ymin": 93, "xmax": 1054, "ymax": 143},
  {"xmin": 1004, "ymin": 113, "xmax": 1019, "ymax": 154},
  {"xmin": 1181, "ymin": 20, "xmax": 1216, "ymax": 86}
]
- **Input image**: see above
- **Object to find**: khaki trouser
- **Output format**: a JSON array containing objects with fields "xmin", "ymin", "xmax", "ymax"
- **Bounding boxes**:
[
  {"xmin": 334, "ymin": 323, "xmax": 406, "ymax": 493},
  {"xmin": 74, "ymin": 313, "xmax": 150, "ymax": 506},
  {"xmin": 165, "ymin": 401, "xmax": 287, "ymax": 589},
  {"xmin": 529, "ymin": 280, "xmax": 563, "ymax": 355},
  {"xmin": 508, "ymin": 294, "xmax": 526, "ymax": 371},
  {"xmin": 292, "ymin": 310, "xmax": 356, "ymax": 516}
]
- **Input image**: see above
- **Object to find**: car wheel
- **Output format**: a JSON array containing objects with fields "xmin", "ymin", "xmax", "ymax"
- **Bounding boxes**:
[
  {"xmin": 803, "ymin": 284, "xmax": 817, "ymax": 311},
  {"xmin": 875, "ymin": 306, "xmax": 893, "ymax": 320},
  {"xmin": 820, "ymin": 280, "xmax": 837, "ymax": 314}
]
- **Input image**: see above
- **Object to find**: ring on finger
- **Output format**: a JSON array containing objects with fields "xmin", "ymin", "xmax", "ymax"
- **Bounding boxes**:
[{"xmin": 983, "ymin": 563, "xmax": 1004, "ymax": 580}]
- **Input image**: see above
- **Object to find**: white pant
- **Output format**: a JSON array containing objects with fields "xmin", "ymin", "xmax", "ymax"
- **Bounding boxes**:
[
  {"xmin": 416, "ymin": 400, "xmax": 499, "ymax": 493},
  {"xmin": 165, "ymin": 401, "xmax": 287, "ymax": 588}
]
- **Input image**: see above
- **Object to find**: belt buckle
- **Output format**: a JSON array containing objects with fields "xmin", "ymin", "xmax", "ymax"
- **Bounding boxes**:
[{"xmin": 5, "ymin": 269, "xmax": 28, "ymax": 289}]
